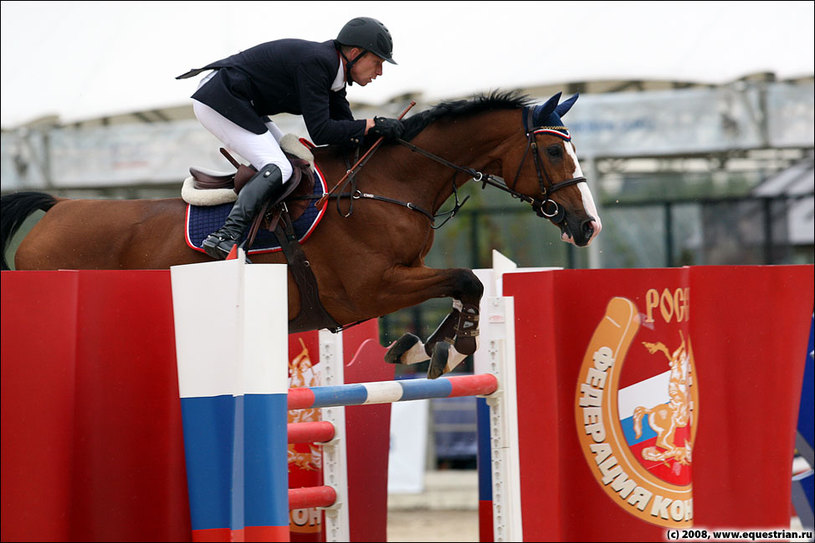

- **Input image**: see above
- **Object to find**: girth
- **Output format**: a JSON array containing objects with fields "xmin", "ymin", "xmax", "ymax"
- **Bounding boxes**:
[
  {"xmin": 271, "ymin": 208, "xmax": 342, "ymax": 334},
  {"xmin": 189, "ymin": 148, "xmax": 342, "ymax": 333}
]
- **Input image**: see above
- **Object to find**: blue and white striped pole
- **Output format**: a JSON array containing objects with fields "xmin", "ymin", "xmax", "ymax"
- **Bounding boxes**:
[{"xmin": 287, "ymin": 373, "xmax": 498, "ymax": 410}]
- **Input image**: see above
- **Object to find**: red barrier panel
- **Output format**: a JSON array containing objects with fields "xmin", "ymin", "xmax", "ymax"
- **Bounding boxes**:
[
  {"xmin": 1, "ymin": 270, "xmax": 191, "ymax": 542},
  {"xmin": 287, "ymin": 330, "xmax": 327, "ymax": 541},
  {"xmin": 3, "ymin": 272, "xmax": 391, "ymax": 543},
  {"xmin": 341, "ymin": 325, "xmax": 394, "ymax": 543},
  {"xmin": 502, "ymin": 265, "xmax": 813, "ymax": 541},
  {"xmin": 1, "ymin": 271, "xmax": 79, "ymax": 542}
]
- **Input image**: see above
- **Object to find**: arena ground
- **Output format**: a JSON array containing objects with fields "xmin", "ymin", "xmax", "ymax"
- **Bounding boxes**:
[
  {"xmin": 386, "ymin": 469, "xmax": 478, "ymax": 542},
  {"xmin": 388, "ymin": 509, "xmax": 478, "ymax": 542},
  {"xmin": 385, "ymin": 469, "xmax": 809, "ymax": 542}
]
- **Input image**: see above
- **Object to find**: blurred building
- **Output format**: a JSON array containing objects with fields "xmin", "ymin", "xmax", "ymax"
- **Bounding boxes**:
[{"xmin": 2, "ymin": 71, "xmax": 813, "ymax": 267}]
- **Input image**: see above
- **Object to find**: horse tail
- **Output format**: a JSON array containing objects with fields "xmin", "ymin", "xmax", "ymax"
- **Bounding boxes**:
[
  {"xmin": 632, "ymin": 406, "xmax": 647, "ymax": 439},
  {"xmin": 1, "ymin": 191, "xmax": 58, "ymax": 270}
]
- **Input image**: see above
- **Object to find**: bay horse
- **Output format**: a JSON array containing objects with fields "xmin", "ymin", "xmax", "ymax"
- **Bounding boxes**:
[{"xmin": 1, "ymin": 91, "xmax": 601, "ymax": 378}]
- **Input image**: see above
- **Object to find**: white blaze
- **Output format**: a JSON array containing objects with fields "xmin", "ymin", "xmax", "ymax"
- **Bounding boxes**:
[{"xmin": 565, "ymin": 142, "xmax": 602, "ymax": 245}]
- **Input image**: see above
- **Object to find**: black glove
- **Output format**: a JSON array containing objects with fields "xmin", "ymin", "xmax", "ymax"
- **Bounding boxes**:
[{"xmin": 369, "ymin": 116, "xmax": 405, "ymax": 141}]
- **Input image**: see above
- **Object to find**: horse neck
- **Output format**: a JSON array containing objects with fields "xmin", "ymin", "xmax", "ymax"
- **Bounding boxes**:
[{"xmin": 394, "ymin": 110, "xmax": 523, "ymax": 211}]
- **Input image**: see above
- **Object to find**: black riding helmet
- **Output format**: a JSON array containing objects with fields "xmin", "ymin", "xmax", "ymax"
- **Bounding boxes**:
[
  {"xmin": 336, "ymin": 16, "xmax": 396, "ymax": 64},
  {"xmin": 336, "ymin": 17, "xmax": 396, "ymax": 86}
]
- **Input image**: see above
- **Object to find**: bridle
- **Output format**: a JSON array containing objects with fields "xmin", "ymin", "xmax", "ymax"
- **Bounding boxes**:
[
  {"xmin": 514, "ymin": 107, "xmax": 587, "ymax": 222},
  {"xmin": 324, "ymin": 105, "xmax": 588, "ymax": 229},
  {"xmin": 393, "ymin": 105, "xmax": 587, "ymax": 226}
]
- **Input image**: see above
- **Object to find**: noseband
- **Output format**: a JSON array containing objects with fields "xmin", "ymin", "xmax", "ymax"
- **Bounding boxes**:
[{"xmin": 395, "ymin": 106, "xmax": 586, "ymax": 225}]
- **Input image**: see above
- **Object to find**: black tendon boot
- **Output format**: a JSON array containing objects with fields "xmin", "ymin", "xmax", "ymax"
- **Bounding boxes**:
[{"xmin": 202, "ymin": 163, "xmax": 285, "ymax": 260}]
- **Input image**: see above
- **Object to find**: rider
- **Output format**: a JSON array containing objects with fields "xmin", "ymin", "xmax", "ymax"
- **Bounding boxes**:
[{"xmin": 177, "ymin": 17, "xmax": 406, "ymax": 260}]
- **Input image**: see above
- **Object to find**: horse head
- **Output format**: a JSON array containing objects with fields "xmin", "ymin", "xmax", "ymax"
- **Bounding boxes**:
[{"xmin": 507, "ymin": 92, "xmax": 602, "ymax": 247}]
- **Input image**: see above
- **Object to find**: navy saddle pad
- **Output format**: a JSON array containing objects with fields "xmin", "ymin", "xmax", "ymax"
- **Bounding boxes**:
[{"xmin": 185, "ymin": 170, "xmax": 327, "ymax": 255}]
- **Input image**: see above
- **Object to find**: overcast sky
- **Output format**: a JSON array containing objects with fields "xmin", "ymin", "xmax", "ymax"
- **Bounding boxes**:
[{"xmin": 1, "ymin": 1, "xmax": 813, "ymax": 127}]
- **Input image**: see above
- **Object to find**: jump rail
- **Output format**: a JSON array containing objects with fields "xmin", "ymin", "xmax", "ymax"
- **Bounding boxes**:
[
  {"xmin": 287, "ymin": 373, "xmax": 499, "ymax": 410},
  {"xmin": 289, "ymin": 486, "xmax": 337, "ymax": 510},
  {"xmin": 169, "ymin": 258, "xmax": 513, "ymax": 541},
  {"xmin": 285, "ymin": 373, "xmax": 500, "ymax": 513},
  {"xmin": 287, "ymin": 421, "xmax": 335, "ymax": 444},
  {"xmin": 283, "ymin": 322, "xmax": 511, "ymax": 541}
]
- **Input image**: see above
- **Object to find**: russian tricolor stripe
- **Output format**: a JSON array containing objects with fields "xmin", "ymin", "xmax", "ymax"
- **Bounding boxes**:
[
  {"xmin": 533, "ymin": 127, "xmax": 571, "ymax": 140},
  {"xmin": 171, "ymin": 259, "xmax": 290, "ymax": 542}
]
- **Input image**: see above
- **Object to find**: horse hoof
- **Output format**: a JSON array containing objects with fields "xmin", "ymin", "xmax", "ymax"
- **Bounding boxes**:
[
  {"xmin": 385, "ymin": 333, "xmax": 422, "ymax": 364},
  {"xmin": 454, "ymin": 336, "xmax": 478, "ymax": 356},
  {"xmin": 427, "ymin": 341, "xmax": 450, "ymax": 380}
]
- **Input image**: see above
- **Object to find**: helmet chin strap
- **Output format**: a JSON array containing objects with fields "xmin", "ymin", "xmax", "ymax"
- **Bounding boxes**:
[{"xmin": 340, "ymin": 49, "xmax": 368, "ymax": 86}]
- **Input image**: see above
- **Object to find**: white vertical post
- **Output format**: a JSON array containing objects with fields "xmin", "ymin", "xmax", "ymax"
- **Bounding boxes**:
[
  {"xmin": 318, "ymin": 329, "xmax": 350, "ymax": 542},
  {"xmin": 483, "ymin": 296, "xmax": 523, "ymax": 542},
  {"xmin": 475, "ymin": 251, "xmax": 524, "ymax": 541}
]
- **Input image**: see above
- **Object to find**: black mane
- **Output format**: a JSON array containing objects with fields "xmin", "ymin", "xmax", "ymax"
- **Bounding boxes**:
[{"xmin": 400, "ymin": 90, "xmax": 533, "ymax": 141}]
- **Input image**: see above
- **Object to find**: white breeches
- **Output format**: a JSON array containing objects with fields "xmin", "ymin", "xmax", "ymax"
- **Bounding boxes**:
[{"xmin": 192, "ymin": 73, "xmax": 293, "ymax": 182}]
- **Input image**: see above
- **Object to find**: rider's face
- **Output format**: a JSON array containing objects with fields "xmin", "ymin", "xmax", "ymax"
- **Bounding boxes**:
[{"xmin": 348, "ymin": 48, "xmax": 385, "ymax": 86}]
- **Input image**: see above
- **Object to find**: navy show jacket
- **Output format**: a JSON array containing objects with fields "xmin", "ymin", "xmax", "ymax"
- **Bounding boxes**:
[{"xmin": 180, "ymin": 39, "xmax": 367, "ymax": 146}]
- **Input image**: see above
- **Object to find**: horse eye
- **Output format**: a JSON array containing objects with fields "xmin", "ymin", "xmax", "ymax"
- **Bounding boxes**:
[{"xmin": 546, "ymin": 145, "xmax": 562, "ymax": 159}]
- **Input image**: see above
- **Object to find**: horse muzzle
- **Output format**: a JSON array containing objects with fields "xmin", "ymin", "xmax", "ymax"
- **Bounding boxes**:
[{"xmin": 561, "ymin": 217, "xmax": 601, "ymax": 247}]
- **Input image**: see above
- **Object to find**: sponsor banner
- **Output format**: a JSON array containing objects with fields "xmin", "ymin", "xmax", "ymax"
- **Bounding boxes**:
[
  {"xmin": 286, "ymin": 322, "xmax": 394, "ymax": 542},
  {"xmin": 575, "ymin": 295, "xmax": 696, "ymax": 530},
  {"xmin": 288, "ymin": 331, "xmax": 325, "ymax": 541},
  {"xmin": 503, "ymin": 265, "xmax": 813, "ymax": 541}
]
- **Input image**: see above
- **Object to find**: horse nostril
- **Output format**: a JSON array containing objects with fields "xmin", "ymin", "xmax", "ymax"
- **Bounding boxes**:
[{"xmin": 581, "ymin": 220, "xmax": 594, "ymax": 239}]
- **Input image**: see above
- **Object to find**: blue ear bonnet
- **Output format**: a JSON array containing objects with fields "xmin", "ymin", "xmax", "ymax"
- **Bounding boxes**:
[{"xmin": 523, "ymin": 92, "xmax": 579, "ymax": 139}]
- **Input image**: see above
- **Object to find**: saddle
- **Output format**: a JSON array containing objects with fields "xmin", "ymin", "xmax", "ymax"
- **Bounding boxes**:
[
  {"xmin": 189, "ymin": 152, "xmax": 315, "ymax": 225},
  {"xmin": 185, "ymin": 138, "xmax": 342, "ymax": 333}
]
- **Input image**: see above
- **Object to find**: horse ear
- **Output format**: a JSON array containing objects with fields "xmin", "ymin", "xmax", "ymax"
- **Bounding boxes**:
[
  {"xmin": 533, "ymin": 92, "xmax": 562, "ymax": 125},
  {"xmin": 554, "ymin": 93, "xmax": 579, "ymax": 118}
]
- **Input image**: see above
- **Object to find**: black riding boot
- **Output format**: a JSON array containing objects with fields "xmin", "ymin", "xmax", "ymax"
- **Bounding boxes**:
[{"xmin": 202, "ymin": 163, "xmax": 285, "ymax": 260}]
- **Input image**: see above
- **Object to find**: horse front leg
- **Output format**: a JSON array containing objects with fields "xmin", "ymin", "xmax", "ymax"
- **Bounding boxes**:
[
  {"xmin": 424, "ymin": 297, "xmax": 481, "ymax": 378},
  {"xmin": 384, "ymin": 268, "xmax": 483, "ymax": 379}
]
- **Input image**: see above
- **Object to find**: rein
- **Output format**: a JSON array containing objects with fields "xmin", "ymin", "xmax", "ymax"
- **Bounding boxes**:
[
  {"xmin": 393, "ymin": 106, "xmax": 587, "ymax": 225},
  {"xmin": 320, "ymin": 105, "xmax": 587, "ymax": 227}
]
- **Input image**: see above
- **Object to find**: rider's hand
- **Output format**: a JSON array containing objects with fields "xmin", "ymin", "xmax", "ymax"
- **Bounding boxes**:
[{"xmin": 368, "ymin": 117, "xmax": 405, "ymax": 141}]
